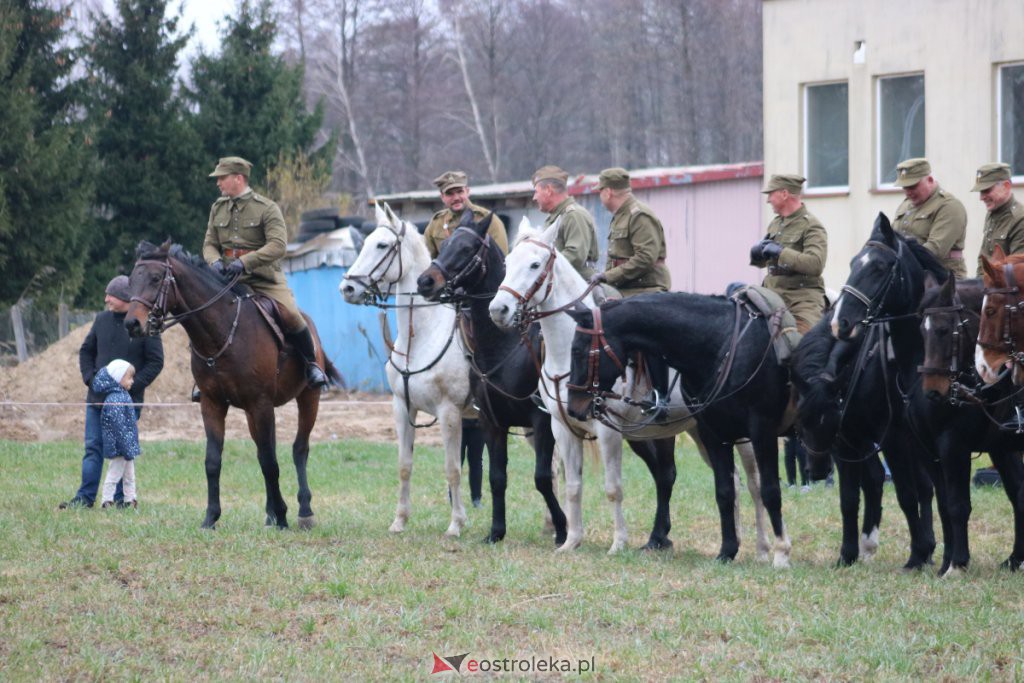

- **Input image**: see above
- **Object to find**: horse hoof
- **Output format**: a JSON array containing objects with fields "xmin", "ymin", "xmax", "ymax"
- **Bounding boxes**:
[
  {"xmin": 444, "ymin": 525, "xmax": 462, "ymax": 538},
  {"xmin": 482, "ymin": 533, "xmax": 504, "ymax": 544},
  {"xmin": 836, "ymin": 555, "xmax": 856, "ymax": 568},
  {"xmin": 388, "ymin": 520, "xmax": 406, "ymax": 534},
  {"xmin": 297, "ymin": 515, "xmax": 316, "ymax": 530},
  {"xmin": 553, "ymin": 532, "xmax": 567, "ymax": 546},
  {"xmin": 772, "ymin": 553, "xmax": 791, "ymax": 569},
  {"xmin": 641, "ymin": 538, "xmax": 673, "ymax": 551},
  {"xmin": 715, "ymin": 553, "xmax": 735, "ymax": 564},
  {"xmin": 1001, "ymin": 556, "xmax": 1023, "ymax": 571},
  {"xmin": 607, "ymin": 541, "xmax": 626, "ymax": 555},
  {"xmin": 940, "ymin": 565, "xmax": 966, "ymax": 578},
  {"xmin": 555, "ymin": 537, "xmax": 582, "ymax": 553}
]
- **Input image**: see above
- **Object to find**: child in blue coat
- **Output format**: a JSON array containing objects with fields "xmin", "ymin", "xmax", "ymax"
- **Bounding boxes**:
[{"xmin": 92, "ymin": 359, "xmax": 141, "ymax": 509}]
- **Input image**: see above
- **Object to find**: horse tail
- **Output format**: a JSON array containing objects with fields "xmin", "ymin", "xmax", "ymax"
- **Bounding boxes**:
[{"xmin": 323, "ymin": 356, "xmax": 345, "ymax": 389}]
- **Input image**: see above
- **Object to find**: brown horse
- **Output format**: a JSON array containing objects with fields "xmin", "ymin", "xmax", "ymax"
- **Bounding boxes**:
[
  {"xmin": 125, "ymin": 240, "xmax": 339, "ymax": 530},
  {"xmin": 976, "ymin": 246, "xmax": 1024, "ymax": 386}
]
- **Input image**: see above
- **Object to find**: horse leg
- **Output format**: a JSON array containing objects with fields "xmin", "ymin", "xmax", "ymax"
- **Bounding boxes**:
[
  {"xmin": 200, "ymin": 400, "xmax": 229, "ymax": 529},
  {"xmin": 597, "ymin": 430, "xmax": 628, "ymax": 554},
  {"xmin": 554, "ymin": 421, "xmax": 585, "ymax": 552},
  {"xmin": 940, "ymin": 446, "xmax": 973, "ymax": 575},
  {"xmin": 703, "ymin": 436, "xmax": 739, "ymax": 562},
  {"xmin": 834, "ymin": 456, "xmax": 862, "ymax": 567},
  {"xmin": 989, "ymin": 450, "xmax": 1024, "ymax": 570},
  {"xmin": 858, "ymin": 454, "xmax": 885, "ymax": 560},
  {"xmin": 750, "ymin": 428, "xmax": 790, "ymax": 568},
  {"xmin": 439, "ymin": 405, "xmax": 467, "ymax": 538},
  {"xmin": 882, "ymin": 442, "xmax": 932, "ymax": 570},
  {"xmin": 923, "ymin": 456, "xmax": 955, "ymax": 575},
  {"xmin": 244, "ymin": 406, "xmax": 287, "ymax": 529},
  {"xmin": 389, "ymin": 396, "xmax": 415, "ymax": 534},
  {"xmin": 482, "ymin": 420, "xmax": 508, "ymax": 544},
  {"xmin": 734, "ymin": 439, "xmax": 770, "ymax": 562},
  {"xmin": 292, "ymin": 388, "xmax": 319, "ymax": 529},
  {"xmin": 532, "ymin": 417, "xmax": 567, "ymax": 546},
  {"xmin": 627, "ymin": 437, "xmax": 676, "ymax": 551}
]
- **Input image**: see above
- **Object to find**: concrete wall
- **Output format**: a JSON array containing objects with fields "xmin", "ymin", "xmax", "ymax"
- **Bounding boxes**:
[{"xmin": 763, "ymin": 0, "xmax": 1024, "ymax": 288}]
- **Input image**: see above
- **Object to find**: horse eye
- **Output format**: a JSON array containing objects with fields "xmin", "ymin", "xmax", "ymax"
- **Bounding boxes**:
[
  {"xmin": 530, "ymin": 261, "xmax": 541, "ymax": 270},
  {"xmin": 376, "ymin": 242, "xmax": 388, "ymax": 250}
]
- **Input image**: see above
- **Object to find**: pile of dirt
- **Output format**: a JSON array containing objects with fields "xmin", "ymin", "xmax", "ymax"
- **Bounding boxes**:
[{"xmin": 0, "ymin": 320, "xmax": 430, "ymax": 446}]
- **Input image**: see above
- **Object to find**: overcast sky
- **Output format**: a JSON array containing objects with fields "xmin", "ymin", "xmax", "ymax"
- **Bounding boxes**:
[{"xmin": 94, "ymin": 0, "xmax": 240, "ymax": 58}]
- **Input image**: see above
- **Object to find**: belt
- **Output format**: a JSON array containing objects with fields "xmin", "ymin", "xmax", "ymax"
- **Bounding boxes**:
[
  {"xmin": 223, "ymin": 247, "xmax": 254, "ymax": 259},
  {"xmin": 610, "ymin": 257, "xmax": 666, "ymax": 268},
  {"xmin": 767, "ymin": 265, "xmax": 793, "ymax": 276},
  {"xmin": 948, "ymin": 249, "xmax": 963, "ymax": 259}
]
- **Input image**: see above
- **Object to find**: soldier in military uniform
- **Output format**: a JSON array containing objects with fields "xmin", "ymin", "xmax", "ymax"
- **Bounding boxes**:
[
  {"xmin": 973, "ymin": 162, "xmax": 1024, "ymax": 274},
  {"xmin": 749, "ymin": 174, "xmax": 828, "ymax": 334},
  {"xmin": 590, "ymin": 167, "xmax": 671, "ymax": 296},
  {"xmin": 202, "ymin": 156, "xmax": 327, "ymax": 389},
  {"xmin": 531, "ymin": 165, "xmax": 599, "ymax": 279},
  {"xmin": 423, "ymin": 171, "xmax": 508, "ymax": 259},
  {"xmin": 892, "ymin": 157, "xmax": 967, "ymax": 279}
]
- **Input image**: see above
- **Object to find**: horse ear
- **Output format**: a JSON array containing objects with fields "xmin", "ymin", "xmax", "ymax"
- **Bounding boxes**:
[
  {"xmin": 374, "ymin": 201, "xmax": 388, "ymax": 227},
  {"xmin": 383, "ymin": 202, "xmax": 401, "ymax": 227},
  {"xmin": 540, "ymin": 217, "xmax": 560, "ymax": 245},
  {"xmin": 161, "ymin": 237, "xmax": 173, "ymax": 250},
  {"xmin": 517, "ymin": 216, "xmax": 532, "ymax": 233},
  {"xmin": 922, "ymin": 270, "xmax": 942, "ymax": 292},
  {"xmin": 874, "ymin": 212, "xmax": 895, "ymax": 245},
  {"xmin": 992, "ymin": 244, "xmax": 1007, "ymax": 263},
  {"xmin": 939, "ymin": 270, "xmax": 956, "ymax": 296},
  {"xmin": 476, "ymin": 211, "xmax": 495, "ymax": 237},
  {"xmin": 565, "ymin": 301, "xmax": 593, "ymax": 326},
  {"xmin": 980, "ymin": 254, "xmax": 1000, "ymax": 285}
]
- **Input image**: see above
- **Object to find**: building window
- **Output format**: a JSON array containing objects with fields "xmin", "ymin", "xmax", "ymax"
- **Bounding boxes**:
[
  {"xmin": 804, "ymin": 81, "xmax": 849, "ymax": 191},
  {"xmin": 999, "ymin": 62, "xmax": 1024, "ymax": 181},
  {"xmin": 876, "ymin": 74, "xmax": 925, "ymax": 187}
]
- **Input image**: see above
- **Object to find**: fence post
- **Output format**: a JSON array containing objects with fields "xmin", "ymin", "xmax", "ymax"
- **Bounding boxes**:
[
  {"xmin": 11, "ymin": 303, "xmax": 27, "ymax": 362},
  {"xmin": 58, "ymin": 302, "xmax": 69, "ymax": 339}
]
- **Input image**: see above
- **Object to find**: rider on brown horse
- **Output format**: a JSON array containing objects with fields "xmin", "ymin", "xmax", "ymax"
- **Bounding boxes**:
[{"xmin": 202, "ymin": 156, "xmax": 327, "ymax": 390}]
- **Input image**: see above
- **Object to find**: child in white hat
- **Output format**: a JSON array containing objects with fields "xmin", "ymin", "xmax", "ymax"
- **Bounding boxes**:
[{"xmin": 91, "ymin": 359, "xmax": 141, "ymax": 509}]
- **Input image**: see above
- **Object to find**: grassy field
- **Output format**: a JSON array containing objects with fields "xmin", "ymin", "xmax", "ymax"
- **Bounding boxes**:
[{"xmin": 2, "ymin": 436, "xmax": 1023, "ymax": 681}]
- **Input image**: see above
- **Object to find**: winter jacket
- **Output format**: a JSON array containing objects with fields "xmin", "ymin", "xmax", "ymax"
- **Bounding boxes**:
[
  {"xmin": 79, "ymin": 311, "xmax": 164, "ymax": 410},
  {"xmin": 91, "ymin": 368, "xmax": 141, "ymax": 460}
]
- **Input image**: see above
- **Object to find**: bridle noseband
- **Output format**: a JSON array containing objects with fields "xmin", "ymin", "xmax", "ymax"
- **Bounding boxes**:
[
  {"xmin": 130, "ymin": 254, "xmax": 240, "ymax": 335},
  {"xmin": 839, "ymin": 239, "xmax": 907, "ymax": 327},
  {"xmin": 346, "ymin": 221, "xmax": 406, "ymax": 305},
  {"xmin": 918, "ymin": 287, "xmax": 976, "ymax": 404},
  {"xmin": 429, "ymin": 226, "xmax": 490, "ymax": 303},
  {"xmin": 498, "ymin": 238, "xmax": 557, "ymax": 329}
]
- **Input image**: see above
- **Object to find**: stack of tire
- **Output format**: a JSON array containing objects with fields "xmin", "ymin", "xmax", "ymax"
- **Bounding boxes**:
[{"xmin": 297, "ymin": 209, "xmax": 367, "ymax": 252}]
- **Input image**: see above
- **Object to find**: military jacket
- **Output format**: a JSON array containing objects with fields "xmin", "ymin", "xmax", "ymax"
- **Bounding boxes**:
[
  {"xmin": 202, "ymin": 188, "xmax": 288, "ymax": 286},
  {"xmin": 977, "ymin": 195, "xmax": 1024, "ymax": 275},
  {"xmin": 894, "ymin": 185, "xmax": 967, "ymax": 278},
  {"xmin": 545, "ymin": 197, "xmax": 599, "ymax": 279},
  {"xmin": 423, "ymin": 201, "xmax": 508, "ymax": 259},
  {"xmin": 605, "ymin": 196, "xmax": 671, "ymax": 295},
  {"xmin": 753, "ymin": 204, "xmax": 827, "ymax": 327}
]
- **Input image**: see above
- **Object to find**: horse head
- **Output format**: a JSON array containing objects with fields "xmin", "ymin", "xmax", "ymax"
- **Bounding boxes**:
[
  {"xmin": 341, "ymin": 202, "xmax": 421, "ymax": 305},
  {"xmin": 416, "ymin": 209, "xmax": 496, "ymax": 302},
  {"xmin": 976, "ymin": 246, "xmax": 1024, "ymax": 385},
  {"xmin": 919, "ymin": 274, "xmax": 983, "ymax": 399},
  {"xmin": 790, "ymin": 317, "xmax": 846, "ymax": 467},
  {"xmin": 565, "ymin": 301, "xmax": 628, "ymax": 421},
  {"xmin": 831, "ymin": 212, "xmax": 946, "ymax": 340},
  {"xmin": 488, "ymin": 217, "xmax": 564, "ymax": 331}
]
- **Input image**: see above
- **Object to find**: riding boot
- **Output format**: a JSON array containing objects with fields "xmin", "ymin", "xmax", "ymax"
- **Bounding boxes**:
[
  {"xmin": 191, "ymin": 386, "xmax": 201, "ymax": 403},
  {"xmin": 285, "ymin": 328, "xmax": 329, "ymax": 389}
]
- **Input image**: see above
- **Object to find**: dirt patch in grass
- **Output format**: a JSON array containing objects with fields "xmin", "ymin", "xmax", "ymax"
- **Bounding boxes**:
[{"xmin": 0, "ymin": 323, "xmax": 438, "ymax": 446}]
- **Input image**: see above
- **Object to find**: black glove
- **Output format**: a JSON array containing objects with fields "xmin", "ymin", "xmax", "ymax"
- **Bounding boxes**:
[
  {"xmin": 589, "ymin": 272, "xmax": 607, "ymax": 285},
  {"xmin": 749, "ymin": 239, "xmax": 768, "ymax": 264},
  {"xmin": 761, "ymin": 241, "xmax": 783, "ymax": 260},
  {"xmin": 225, "ymin": 259, "xmax": 245, "ymax": 277},
  {"xmin": 210, "ymin": 260, "xmax": 225, "ymax": 275}
]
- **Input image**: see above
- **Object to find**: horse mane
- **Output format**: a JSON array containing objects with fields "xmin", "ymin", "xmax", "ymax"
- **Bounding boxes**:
[
  {"xmin": 920, "ymin": 277, "xmax": 984, "ymax": 312},
  {"xmin": 136, "ymin": 240, "xmax": 234, "ymax": 291},
  {"xmin": 901, "ymin": 236, "xmax": 950, "ymax": 285},
  {"xmin": 791, "ymin": 317, "xmax": 838, "ymax": 392}
]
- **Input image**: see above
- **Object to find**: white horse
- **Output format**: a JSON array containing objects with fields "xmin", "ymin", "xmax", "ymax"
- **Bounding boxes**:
[
  {"xmin": 340, "ymin": 202, "xmax": 472, "ymax": 537},
  {"xmin": 489, "ymin": 219, "xmax": 776, "ymax": 562}
]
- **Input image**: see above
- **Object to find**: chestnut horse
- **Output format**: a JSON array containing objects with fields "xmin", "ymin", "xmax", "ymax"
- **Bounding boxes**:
[{"xmin": 125, "ymin": 240, "xmax": 339, "ymax": 529}]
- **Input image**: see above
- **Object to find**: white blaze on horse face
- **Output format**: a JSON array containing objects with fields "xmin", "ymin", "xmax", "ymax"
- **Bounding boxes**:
[
  {"xmin": 975, "ymin": 344, "xmax": 1000, "ymax": 384},
  {"xmin": 830, "ymin": 297, "xmax": 844, "ymax": 337},
  {"xmin": 923, "ymin": 315, "xmax": 932, "ymax": 332},
  {"xmin": 859, "ymin": 252, "xmax": 871, "ymax": 268}
]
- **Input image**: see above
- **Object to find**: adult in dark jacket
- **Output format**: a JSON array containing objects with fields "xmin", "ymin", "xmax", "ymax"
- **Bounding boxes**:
[{"xmin": 59, "ymin": 276, "xmax": 164, "ymax": 509}]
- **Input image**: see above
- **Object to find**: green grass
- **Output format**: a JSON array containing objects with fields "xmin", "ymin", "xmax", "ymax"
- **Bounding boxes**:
[{"xmin": 2, "ymin": 437, "xmax": 1024, "ymax": 680}]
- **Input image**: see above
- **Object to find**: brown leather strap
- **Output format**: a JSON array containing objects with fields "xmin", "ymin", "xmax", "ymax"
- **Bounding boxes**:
[
  {"xmin": 223, "ymin": 247, "xmax": 253, "ymax": 259},
  {"xmin": 610, "ymin": 256, "xmax": 666, "ymax": 268}
]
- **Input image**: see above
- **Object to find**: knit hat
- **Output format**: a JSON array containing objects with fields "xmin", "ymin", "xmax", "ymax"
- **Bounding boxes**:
[
  {"xmin": 105, "ymin": 275, "xmax": 131, "ymax": 302},
  {"xmin": 106, "ymin": 359, "xmax": 133, "ymax": 384}
]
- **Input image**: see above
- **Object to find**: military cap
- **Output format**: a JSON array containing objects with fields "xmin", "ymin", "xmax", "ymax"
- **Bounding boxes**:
[
  {"xmin": 433, "ymin": 171, "xmax": 468, "ymax": 194},
  {"xmin": 972, "ymin": 162, "xmax": 1012, "ymax": 192},
  {"xmin": 894, "ymin": 158, "xmax": 931, "ymax": 187},
  {"xmin": 595, "ymin": 167, "xmax": 631, "ymax": 190},
  {"xmin": 761, "ymin": 174, "xmax": 806, "ymax": 194},
  {"xmin": 105, "ymin": 275, "xmax": 131, "ymax": 302},
  {"xmin": 208, "ymin": 156, "xmax": 253, "ymax": 177},
  {"xmin": 532, "ymin": 165, "xmax": 569, "ymax": 186}
]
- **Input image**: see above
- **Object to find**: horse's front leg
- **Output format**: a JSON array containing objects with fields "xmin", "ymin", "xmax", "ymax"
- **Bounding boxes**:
[
  {"xmin": 626, "ymin": 436, "xmax": 676, "ymax": 551},
  {"xmin": 439, "ymin": 405, "xmax": 467, "ymax": 538},
  {"xmin": 389, "ymin": 395, "xmax": 415, "ymax": 534},
  {"xmin": 858, "ymin": 454, "xmax": 885, "ymax": 560},
  {"xmin": 292, "ymin": 388, "xmax": 319, "ymax": 529},
  {"xmin": 532, "ymin": 415, "xmax": 566, "ymax": 546},
  {"xmin": 200, "ymin": 399, "xmax": 229, "ymax": 529},
  {"xmin": 703, "ymin": 435, "xmax": 739, "ymax": 562},
  {"xmin": 245, "ymin": 405, "xmax": 287, "ymax": 529},
  {"xmin": 597, "ymin": 428, "xmax": 627, "ymax": 554},
  {"xmin": 553, "ymin": 420, "xmax": 585, "ymax": 552},
  {"xmin": 834, "ymin": 455, "xmax": 863, "ymax": 567},
  {"xmin": 482, "ymin": 421, "xmax": 508, "ymax": 544},
  {"xmin": 750, "ymin": 426, "xmax": 790, "ymax": 568},
  {"xmin": 940, "ymin": 445, "xmax": 973, "ymax": 576},
  {"xmin": 734, "ymin": 439, "xmax": 771, "ymax": 561},
  {"xmin": 989, "ymin": 449, "xmax": 1024, "ymax": 570}
]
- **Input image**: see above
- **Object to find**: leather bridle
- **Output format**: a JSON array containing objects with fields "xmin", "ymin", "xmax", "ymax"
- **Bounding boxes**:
[
  {"xmin": 497, "ymin": 237, "xmax": 557, "ymax": 329},
  {"xmin": 978, "ymin": 262, "xmax": 1024, "ymax": 369},
  {"xmin": 839, "ymin": 239, "xmax": 907, "ymax": 327},
  {"xmin": 566, "ymin": 307, "xmax": 627, "ymax": 414},
  {"xmin": 918, "ymin": 286, "xmax": 977, "ymax": 404},
  {"xmin": 345, "ymin": 221, "xmax": 406, "ymax": 306},
  {"xmin": 429, "ymin": 226, "xmax": 491, "ymax": 303},
  {"xmin": 130, "ymin": 255, "xmax": 241, "ymax": 335}
]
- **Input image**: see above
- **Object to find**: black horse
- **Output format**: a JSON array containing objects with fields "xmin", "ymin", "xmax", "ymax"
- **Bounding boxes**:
[
  {"xmin": 565, "ymin": 292, "xmax": 794, "ymax": 565},
  {"xmin": 912, "ymin": 275, "xmax": 1024, "ymax": 572},
  {"xmin": 415, "ymin": 211, "xmax": 566, "ymax": 545},
  {"xmin": 791, "ymin": 315, "xmax": 890, "ymax": 566},
  {"xmin": 417, "ymin": 211, "xmax": 678, "ymax": 551},
  {"xmin": 829, "ymin": 213, "xmax": 950, "ymax": 570}
]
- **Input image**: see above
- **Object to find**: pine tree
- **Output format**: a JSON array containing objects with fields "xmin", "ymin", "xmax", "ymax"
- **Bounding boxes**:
[
  {"xmin": 186, "ymin": 0, "xmax": 330, "ymax": 197},
  {"xmin": 80, "ymin": 0, "xmax": 206, "ymax": 304},
  {"xmin": 0, "ymin": 0, "xmax": 93, "ymax": 307}
]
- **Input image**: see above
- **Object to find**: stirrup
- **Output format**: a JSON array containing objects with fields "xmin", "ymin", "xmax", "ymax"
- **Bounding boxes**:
[
  {"xmin": 1000, "ymin": 405, "xmax": 1024, "ymax": 433},
  {"xmin": 307, "ymin": 364, "xmax": 328, "ymax": 389},
  {"xmin": 639, "ymin": 390, "xmax": 670, "ymax": 422},
  {"xmin": 530, "ymin": 390, "xmax": 550, "ymax": 414},
  {"xmin": 191, "ymin": 387, "xmax": 201, "ymax": 403}
]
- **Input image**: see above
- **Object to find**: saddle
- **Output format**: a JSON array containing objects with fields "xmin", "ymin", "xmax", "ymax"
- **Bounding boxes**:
[
  {"xmin": 729, "ymin": 285, "xmax": 802, "ymax": 364},
  {"xmin": 232, "ymin": 283, "xmax": 287, "ymax": 348}
]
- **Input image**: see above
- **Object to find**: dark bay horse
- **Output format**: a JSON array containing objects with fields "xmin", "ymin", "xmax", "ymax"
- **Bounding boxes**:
[
  {"xmin": 828, "ymin": 213, "xmax": 949, "ymax": 570},
  {"xmin": 919, "ymin": 272, "xmax": 1024, "ymax": 572},
  {"xmin": 565, "ymin": 293, "xmax": 794, "ymax": 566},
  {"xmin": 125, "ymin": 240, "xmax": 339, "ymax": 529},
  {"xmin": 415, "ymin": 213, "xmax": 567, "ymax": 546}
]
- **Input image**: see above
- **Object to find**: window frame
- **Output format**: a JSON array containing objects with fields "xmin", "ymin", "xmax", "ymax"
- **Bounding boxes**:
[
  {"xmin": 997, "ymin": 61, "xmax": 1024, "ymax": 184},
  {"xmin": 875, "ymin": 72, "xmax": 926, "ymax": 190},
  {"xmin": 802, "ymin": 79, "xmax": 850, "ymax": 195}
]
